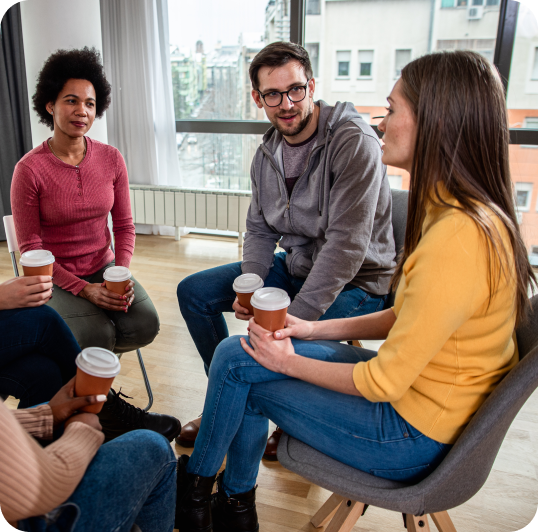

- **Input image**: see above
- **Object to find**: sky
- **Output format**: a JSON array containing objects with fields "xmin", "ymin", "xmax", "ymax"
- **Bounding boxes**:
[{"xmin": 167, "ymin": 0, "xmax": 268, "ymax": 53}]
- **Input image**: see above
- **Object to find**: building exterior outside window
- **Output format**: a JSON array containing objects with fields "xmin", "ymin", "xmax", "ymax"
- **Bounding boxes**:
[
  {"xmin": 395, "ymin": 49, "xmax": 412, "ymax": 78},
  {"xmin": 358, "ymin": 50, "xmax": 373, "ymax": 77},
  {"xmin": 336, "ymin": 51, "xmax": 351, "ymax": 77}
]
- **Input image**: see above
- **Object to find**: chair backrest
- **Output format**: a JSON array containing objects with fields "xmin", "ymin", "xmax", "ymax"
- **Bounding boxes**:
[
  {"xmin": 3, "ymin": 215, "xmax": 19, "ymax": 254},
  {"xmin": 390, "ymin": 188, "xmax": 408, "ymax": 256},
  {"xmin": 415, "ymin": 294, "xmax": 538, "ymax": 514},
  {"xmin": 386, "ymin": 189, "xmax": 408, "ymax": 307}
]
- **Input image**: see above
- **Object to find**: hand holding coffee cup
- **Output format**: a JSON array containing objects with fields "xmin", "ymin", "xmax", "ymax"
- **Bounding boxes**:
[
  {"xmin": 233, "ymin": 274, "xmax": 264, "ymax": 319},
  {"xmin": 80, "ymin": 266, "xmax": 134, "ymax": 312},
  {"xmin": 74, "ymin": 347, "xmax": 121, "ymax": 414},
  {"xmin": 0, "ymin": 276, "xmax": 53, "ymax": 310}
]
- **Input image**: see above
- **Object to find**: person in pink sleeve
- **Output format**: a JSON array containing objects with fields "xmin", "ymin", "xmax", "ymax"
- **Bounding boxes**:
[{"xmin": 10, "ymin": 47, "xmax": 181, "ymax": 443}]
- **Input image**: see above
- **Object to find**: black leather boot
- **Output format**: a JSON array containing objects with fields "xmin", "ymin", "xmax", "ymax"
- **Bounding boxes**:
[
  {"xmin": 211, "ymin": 471, "xmax": 259, "ymax": 532},
  {"xmin": 175, "ymin": 454, "xmax": 216, "ymax": 532}
]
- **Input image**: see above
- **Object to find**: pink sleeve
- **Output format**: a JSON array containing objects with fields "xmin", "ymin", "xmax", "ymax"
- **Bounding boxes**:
[
  {"xmin": 111, "ymin": 151, "xmax": 135, "ymax": 268},
  {"xmin": 11, "ymin": 162, "xmax": 88, "ymax": 295}
]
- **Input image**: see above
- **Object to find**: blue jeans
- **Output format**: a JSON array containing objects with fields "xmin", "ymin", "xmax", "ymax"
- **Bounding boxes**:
[
  {"xmin": 0, "ymin": 306, "xmax": 80, "ymax": 407},
  {"xmin": 17, "ymin": 430, "xmax": 177, "ymax": 532},
  {"xmin": 187, "ymin": 337, "xmax": 452, "ymax": 494},
  {"xmin": 177, "ymin": 252, "xmax": 388, "ymax": 373}
]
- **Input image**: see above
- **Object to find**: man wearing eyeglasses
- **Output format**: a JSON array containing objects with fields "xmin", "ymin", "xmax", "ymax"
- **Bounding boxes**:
[{"xmin": 176, "ymin": 42, "xmax": 396, "ymax": 458}]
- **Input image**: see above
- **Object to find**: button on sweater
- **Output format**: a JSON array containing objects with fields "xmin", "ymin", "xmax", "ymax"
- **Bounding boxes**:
[{"xmin": 11, "ymin": 137, "xmax": 136, "ymax": 295}]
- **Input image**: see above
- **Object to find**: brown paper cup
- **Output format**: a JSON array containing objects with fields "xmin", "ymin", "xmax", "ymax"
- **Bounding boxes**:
[
  {"xmin": 105, "ymin": 279, "xmax": 130, "ymax": 296},
  {"xmin": 236, "ymin": 291, "xmax": 254, "ymax": 314},
  {"xmin": 253, "ymin": 307, "xmax": 288, "ymax": 332},
  {"xmin": 22, "ymin": 263, "xmax": 54, "ymax": 277},
  {"xmin": 74, "ymin": 367, "xmax": 115, "ymax": 413}
]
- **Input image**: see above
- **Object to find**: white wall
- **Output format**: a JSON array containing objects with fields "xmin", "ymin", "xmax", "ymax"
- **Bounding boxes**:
[{"xmin": 20, "ymin": 0, "xmax": 108, "ymax": 148}]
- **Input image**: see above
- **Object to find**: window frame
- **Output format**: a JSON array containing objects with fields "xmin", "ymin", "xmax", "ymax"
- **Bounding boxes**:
[
  {"xmin": 357, "ymin": 49, "xmax": 374, "ymax": 79},
  {"xmin": 175, "ymin": 0, "xmax": 538, "ymax": 149}
]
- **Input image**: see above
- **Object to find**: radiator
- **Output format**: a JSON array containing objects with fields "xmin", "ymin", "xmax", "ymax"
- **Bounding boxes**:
[{"xmin": 129, "ymin": 185, "xmax": 252, "ymax": 244}]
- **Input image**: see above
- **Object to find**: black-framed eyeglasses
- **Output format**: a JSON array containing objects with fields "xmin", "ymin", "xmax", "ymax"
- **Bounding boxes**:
[{"xmin": 257, "ymin": 80, "xmax": 310, "ymax": 107}]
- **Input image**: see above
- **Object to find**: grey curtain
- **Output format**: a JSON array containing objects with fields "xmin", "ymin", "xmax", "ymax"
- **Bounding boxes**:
[{"xmin": 0, "ymin": 4, "xmax": 32, "ymax": 241}]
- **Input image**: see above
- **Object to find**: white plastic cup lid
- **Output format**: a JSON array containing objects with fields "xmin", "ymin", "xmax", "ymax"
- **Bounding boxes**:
[
  {"xmin": 233, "ymin": 273, "xmax": 264, "ymax": 294},
  {"xmin": 251, "ymin": 287, "xmax": 291, "ymax": 311},
  {"xmin": 20, "ymin": 249, "xmax": 55, "ymax": 267},
  {"xmin": 103, "ymin": 266, "xmax": 132, "ymax": 282},
  {"xmin": 76, "ymin": 347, "xmax": 121, "ymax": 378}
]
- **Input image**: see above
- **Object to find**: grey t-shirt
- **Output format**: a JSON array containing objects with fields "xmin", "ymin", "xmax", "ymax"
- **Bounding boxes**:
[{"xmin": 282, "ymin": 128, "xmax": 318, "ymax": 197}]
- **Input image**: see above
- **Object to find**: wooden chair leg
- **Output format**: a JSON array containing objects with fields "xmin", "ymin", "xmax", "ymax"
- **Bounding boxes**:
[
  {"xmin": 430, "ymin": 512, "xmax": 457, "ymax": 532},
  {"xmin": 325, "ymin": 500, "xmax": 365, "ymax": 532},
  {"xmin": 405, "ymin": 514, "xmax": 431, "ymax": 531},
  {"xmin": 311, "ymin": 493, "xmax": 344, "ymax": 528}
]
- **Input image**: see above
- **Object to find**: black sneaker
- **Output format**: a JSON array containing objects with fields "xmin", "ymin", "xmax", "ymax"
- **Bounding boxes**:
[{"xmin": 98, "ymin": 388, "xmax": 181, "ymax": 443}]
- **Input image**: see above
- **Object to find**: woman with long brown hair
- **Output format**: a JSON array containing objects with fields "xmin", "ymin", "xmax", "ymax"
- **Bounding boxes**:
[{"xmin": 174, "ymin": 50, "xmax": 536, "ymax": 532}]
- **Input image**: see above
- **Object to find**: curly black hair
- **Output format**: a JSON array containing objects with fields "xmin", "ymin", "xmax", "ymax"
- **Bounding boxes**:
[{"xmin": 32, "ymin": 47, "xmax": 111, "ymax": 130}]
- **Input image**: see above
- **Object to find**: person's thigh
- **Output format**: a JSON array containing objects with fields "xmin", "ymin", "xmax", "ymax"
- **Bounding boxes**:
[
  {"xmin": 322, "ymin": 284, "xmax": 387, "ymax": 321},
  {"xmin": 0, "ymin": 353, "xmax": 63, "ymax": 408},
  {"xmin": 67, "ymin": 430, "xmax": 176, "ymax": 532},
  {"xmin": 247, "ymin": 377, "xmax": 450, "ymax": 483},
  {"xmin": 47, "ymin": 284, "xmax": 116, "ymax": 351},
  {"xmin": 178, "ymin": 261, "xmax": 243, "ymax": 315}
]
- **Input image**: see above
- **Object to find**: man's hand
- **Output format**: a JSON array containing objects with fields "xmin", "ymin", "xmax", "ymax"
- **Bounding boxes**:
[
  {"xmin": 0, "ymin": 276, "xmax": 53, "ymax": 311},
  {"xmin": 64, "ymin": 413, "xmax": 102, "ymax": 432},
  {"xmin": 232, "ymin": 297, "xmax": 253, "ymax": 321},
  {"xmin": 48, "ymin": 377, "xmax": 107, "ymax": 427},
  {"xmin": 79, "ymin": 280, "xmax": 135, "ymax": 312},
  {"xmin": 240, "ymin": 318, "xmax": 297, "ymax": 374},
  {"xmin": 273, "ymin": 313, "xmax": 317, "ymax": 341}
]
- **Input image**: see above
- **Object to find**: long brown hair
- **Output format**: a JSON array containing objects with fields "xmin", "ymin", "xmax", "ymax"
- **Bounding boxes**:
[{"xmin": 391, "ymin": 50, "xmax": 536, "ymax": 324}]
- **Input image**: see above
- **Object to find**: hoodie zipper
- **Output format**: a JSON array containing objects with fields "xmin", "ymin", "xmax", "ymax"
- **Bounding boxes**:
[{"xmin": 261, "ymin": 143, "xmax": 324, "ymax": 224}]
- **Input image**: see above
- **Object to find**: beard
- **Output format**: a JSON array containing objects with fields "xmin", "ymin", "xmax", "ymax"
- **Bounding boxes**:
[{"xmin": 271, "ymin": 101, "xmax": 314, "ymax": 137}]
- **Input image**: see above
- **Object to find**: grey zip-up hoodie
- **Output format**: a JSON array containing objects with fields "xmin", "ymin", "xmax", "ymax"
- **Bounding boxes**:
[{"xmin": 242, "ymin": 100, "xmax": 396, "ymax": 321}]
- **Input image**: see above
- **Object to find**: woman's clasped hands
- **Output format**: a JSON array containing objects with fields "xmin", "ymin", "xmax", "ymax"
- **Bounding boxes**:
[
  {"xmin": 79, "ymin": 280, "xmax": 135, "ymax": 313},
  {"xmin": 240, "ymin": 314, "xmax": 317, "ymax": 374}
]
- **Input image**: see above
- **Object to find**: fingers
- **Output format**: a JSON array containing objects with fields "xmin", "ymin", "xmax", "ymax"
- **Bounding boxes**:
[
  {"xmin": 274, "ymin": 327, "xmax": 293, "ymax": 340},
  {"xmin": 69, "ymin": 394, "xmax": 107, "ymax": 411},
  {"xmin": 26, "ymin": 282, "xmax": 53, "ymax": 294},
  {"xmin": 240, "ymin": 337, "xmax": 256, "ymax": 357},
  {"xmin": 22, "ymin": 275, "xmax": 53, "ymax": 286}
]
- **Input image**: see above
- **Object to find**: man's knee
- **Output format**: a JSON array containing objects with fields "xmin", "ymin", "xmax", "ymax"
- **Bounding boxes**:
[
  {"xmin": 177, "ymin": 272, "xmax": 209, "ymax": 313},
  {"xmin": 110, "ymin": 429, "xmax": 175, "ymax": 463}
]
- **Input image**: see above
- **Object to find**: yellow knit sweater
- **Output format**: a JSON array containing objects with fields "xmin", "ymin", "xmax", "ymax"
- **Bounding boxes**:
[{"xmin": 353, "ymin": 197, "xmax": 518, "ymax": 444}]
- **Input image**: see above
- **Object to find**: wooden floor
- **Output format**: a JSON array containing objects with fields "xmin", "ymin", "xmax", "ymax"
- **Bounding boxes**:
[{"xmin": 1, "ymin": 234, "xmax": 537, "ymax": 532}]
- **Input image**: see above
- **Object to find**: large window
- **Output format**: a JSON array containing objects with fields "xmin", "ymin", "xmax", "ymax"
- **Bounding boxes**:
[
  {"xmin": 336, "ymin": 51, "xmax": 351, "ymax": 77},
  {"xmin": 395, "ymin": 49, "xmax": 412, "ymax": 78},
  {"xmin": 358, "ymin": 50, "xmax": 374, "ymax": 78}
]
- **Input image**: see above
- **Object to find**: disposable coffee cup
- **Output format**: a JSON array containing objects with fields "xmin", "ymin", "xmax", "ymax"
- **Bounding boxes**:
[
  {"xmin": 233, "ymin": 273, "xmax": 264, "ymax": 315},
  {"xmin": 103, "ymin": 266, "xmax": 132, "ymax": 296},
  {"xmin": 251, "ymin": 287, "xmax": 291, "ymax": 332},
  {"xmin": 74, "ymin": 347, "xmax": 121, "ymax": 413},
  {"xmin": 20, "ymin": 250, "xmax": 55, "ymax": 277}
]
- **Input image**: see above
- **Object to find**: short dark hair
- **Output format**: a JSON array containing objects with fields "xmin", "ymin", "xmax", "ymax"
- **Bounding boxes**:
[
  {"xmin": 33, "ymin": 47, "xmax": 112, "ymax": 130},
  {"xmin": 249, "ymin": 42, "xmax": 313, "ymax": 90}
]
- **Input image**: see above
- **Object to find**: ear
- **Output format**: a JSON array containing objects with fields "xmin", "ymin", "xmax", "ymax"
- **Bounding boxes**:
[
  {"xmin": 308, "ymin": 78, "xmax": 316, "ymax": 98},
  {"xmin": 46, "ymin": 102, "xmax": 54, "ymax": 115},
  {"xmin": 252, "ymin": 89, "xmax": 263, "ymax": 109}
]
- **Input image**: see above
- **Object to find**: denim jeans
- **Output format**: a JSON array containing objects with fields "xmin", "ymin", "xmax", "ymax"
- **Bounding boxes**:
[
  {"xmin": 0, "ymin": 306, "xmax": 80, "ymax": 407},
  {"xmin": 17, "ymin": 430, "xmax": 177, "ymax": 532},
  {"xmin": 187, "ymin": 336, "xmax": 452, "ymax": 495},
  {"xmin": 177, "ymin": 252, "xmax": 388, "ymax": 373}
]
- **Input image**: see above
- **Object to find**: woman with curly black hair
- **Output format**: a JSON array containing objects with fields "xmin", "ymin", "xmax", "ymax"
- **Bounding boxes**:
[{"xmin": 10, "ymin": 47, "xmax": 181, "ymax": 443}]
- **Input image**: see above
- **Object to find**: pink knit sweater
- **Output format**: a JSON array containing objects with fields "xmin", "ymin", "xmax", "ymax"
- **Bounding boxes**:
[
  {"xmin": 0, "ymin": 402, "xmax": 104, "ymax": 526},
  {"xmin": 11, "ymin": 137, "xmax": 136, "ymax": 295}
]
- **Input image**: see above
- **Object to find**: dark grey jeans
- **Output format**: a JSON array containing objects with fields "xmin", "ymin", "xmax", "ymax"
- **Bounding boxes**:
[{"xmin": 47, "ymin": 261, "xmax": 160, "ymax": 354}]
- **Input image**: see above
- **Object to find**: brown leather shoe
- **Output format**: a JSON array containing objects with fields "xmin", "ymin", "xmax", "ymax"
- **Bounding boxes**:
[
  {"xmin": 262, "ymin": 427, "xmax": 283, "ymax": 461},
  {"xmin": 176, "ymin": 416, "xmax": 202, "ymax": 448}
]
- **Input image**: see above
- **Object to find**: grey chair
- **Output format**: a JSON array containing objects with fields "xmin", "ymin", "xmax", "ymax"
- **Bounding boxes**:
[
  {"xmin": 279, "ymin": 294, "xmax": 538, "ymax": 529},
  {"xmin": 2, "ymin": 214, "xmax": 154, "ymax": 411}
]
